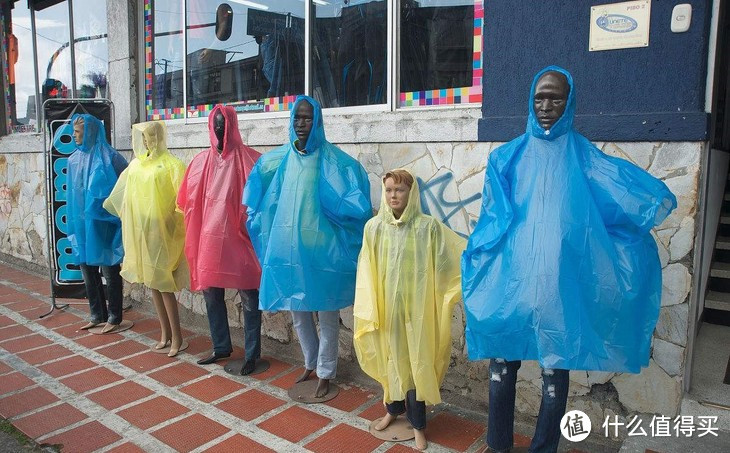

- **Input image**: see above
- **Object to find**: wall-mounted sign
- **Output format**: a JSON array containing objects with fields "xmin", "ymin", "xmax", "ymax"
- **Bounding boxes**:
[{"xmin": 589, "ymin": 0, "xmax": 651, "ymax": 51}]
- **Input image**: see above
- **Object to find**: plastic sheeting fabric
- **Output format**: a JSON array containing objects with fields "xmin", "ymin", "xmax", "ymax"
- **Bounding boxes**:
[
  {"xmin": 177, "ymin": 104, "xmax": 261, "ymax": 291},
  {"xmin": 354, "ymin": 171, "xmax": 465, "ymax": 405},
  {"xmin": 462, "ymin": 66, "xmax": 677, "ymax": 373},
  {"xmin": 66, "ymin": 114, "xmax": 127, "ymax": 266},
  {"xmin": 103, "ymin": 121, "xmax": 188, "ymax": 292},
  {"xmin": 243, "ymin": 95, "xmax": 372, "ymax": 312}
]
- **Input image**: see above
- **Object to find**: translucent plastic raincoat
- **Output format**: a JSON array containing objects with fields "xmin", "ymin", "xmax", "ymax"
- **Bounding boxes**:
[
  {"xmin": 244, "ymin": 96, "xmax": 372, "ymax": 311},
  {"xmin": 177, "ymin": 105, "xmax": 261, "ymax": 291},
  {"xmin": 67, "ymin": 114, "xmax": 127, "ymax": 266},
  {"xmin": 354, "ymin": 172, "xmax": 465, "ymax": 405},
  {"xmin": 103, "ymin": 121, "xmax": 188, "ymax": 292},
  {"xmin": 462, "ymin": 66, "xmax": 677, "ymax": 373}
]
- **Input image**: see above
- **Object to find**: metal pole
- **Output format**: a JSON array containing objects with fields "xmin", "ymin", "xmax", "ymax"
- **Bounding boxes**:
[
  {"xmin": 68, "ymin": 0, "xmax": 77, "ymax": 97},
  {"xmin": 181, "ymin": 0, "xmax": 187, "ymax": 119},
  {"xmin": 30, "ymin": 6, "xmax": 41, "ymax": 132}
]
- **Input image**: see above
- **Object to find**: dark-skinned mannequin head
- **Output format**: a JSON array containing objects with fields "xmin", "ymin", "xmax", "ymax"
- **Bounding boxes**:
[
  {"xmin": 214, "ymin": 111, "xmax": 225, "ymax": 152},
  {"xmin": 533, "ymin": 71, "xmax": 570, "ymax": 131},
  {"xmin": 293, "ymin": 101, "xmax": 314, "ymax": 151}
]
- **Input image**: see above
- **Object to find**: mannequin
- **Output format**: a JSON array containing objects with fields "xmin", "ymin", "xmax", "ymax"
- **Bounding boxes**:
[
  {"xmin": 67, "ymin": 114, "xmax": 127, "ymax": 334},
  {"xmin": 354, "ymin": 169, "xmax": 465, "ymax": 450},
  {"xmin": 104, "ymin": 121, "xmax": 188, "ymax": 357},
  {"xmin": 177, "ymin": 104, "xmax": 263, "ymax": 374}
]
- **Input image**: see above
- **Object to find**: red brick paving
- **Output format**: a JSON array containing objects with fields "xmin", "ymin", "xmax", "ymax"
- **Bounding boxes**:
[
  {"xmin": 38, "ymin": 355, "xmax": 98, "ymax": 378},
  {"xmin": 258, "ymin": 406, "xmax": 331, "ymax": 443},
  {"xmin": 18, "ymin": 305, "xmax": 54, "ymax": 319},
  {"xmin": 117, "ymin": 396, "xmax": 189, "ymax": 430},
  {"xmin": 74, "ymin": 332, "xmax": 126, "ymax": 349},
  {"xmin": 203, "ymin": 434, "xmax": 276, "ymax": 453},
  {"xmin": 0, "ymin": 387, "xmax": 59, "ymax": 418},
  {"xmin": 128, "ymin": 317, "xmax": 162, "ymax": 333},
  {"xmin": 387, "ymin": 444, "xmax": 420, "ymax": 452},
  {"xmin": 120, "ymin": 350, "xmax": 177, "ymax": 373},
  {"xmin": 0, "ymin": 333, "xmax": 53, "ymax": 352},
  {"xmin": 86, "ymin": 380, "xmax": 155, "ymax": 410},
  {"xmin": 0, "ymin": 314, "xmax": 13, "ymax": 327},
  {"xmin": 106, "ymin": 442, "xmax": 147, "ymax": 453},
  {"xmin": 325, "ymin": 384, "xmax": 377, "ymax": 412},
  {"xmin": 43, "ymin": 421, "xmax": 122, "ymax": 453},
  {"xmin": 35, "ymin": 311, "xmax": 83, "ymax": 329},
  {"xmin": 16, "ymin": 344, "xmax": 73, "ymax": 365},
  {"xmin": 60, "ymin": 367, "xmax": 123, "ymax": 393},
  {"xmin": 12, "ymin": 403, "xmax": 87, "ymax": 439},
  {"xmin": 179, "ymin": 375, "xmax": 245, "ymax": 403},
  {"xmin": 96, "ymin": 339, "xmax": 149, "ymax": 360},
  {"xmin": 249, "ymin": 356, "xmax": 292, "ymax": 381},
  {"xmin": 359, "ymin": 402, "xmax": 386, "ymax": 421},
  {"xmin": 52, "ymin": 323, "xmax": 89, "ymax": 339},
  {"xmin": 148, "ymin": 362, "xmax": 208, "ymax": 387},
  {"xmin": 271, "ymin": 367, "xmax": 305, "ymax": 390},
  {"xmin": 184, "ymin": 335, "xmax": 213, "ymax": 356},
  {"xmin": 152, "ymin": 413, "xmax": 229, "ymax": 452},
  {"xmin": 425, "ymin": 412, "xmax": 486, "ymax": 452},
  {"xmin": 0, "ymin": 324, "xmax": 33, "ymax": 341},
  {"xmin": 0, "ymin": 361, "xmax": 13, "ymax": 375},
  {"xmin": 0, "ymin": 372, "xmax": 35, "ymax": 394},
  {"xmin": 216, "ymin": 389, "xmax": 285, "ymax": 421},
  {"xmin": 514, "ymin": 433, "xmax": 531, "ymax": 447},
  {"xmin": 305, "ymin": 424, "xmax": 384, "ymax": 453}
]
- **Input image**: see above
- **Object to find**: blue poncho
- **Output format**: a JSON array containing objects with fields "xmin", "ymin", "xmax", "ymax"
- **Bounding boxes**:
[
  {"xmin": 244, "ymin": 96, "xmax": 372, "ymax": 311},
  {"xmin": 67, "ymin": 114, "xmax": 127, "ymax": 266},
  {"xmin": 462, "ymin": 67, "xmax": 677, "ymax": 373}
]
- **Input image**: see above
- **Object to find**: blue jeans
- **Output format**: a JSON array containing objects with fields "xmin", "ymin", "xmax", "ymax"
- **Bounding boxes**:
[
  {"xmin": 79, "ymin": 264, "xmax": 123, "ymax": 325},
  {"xmin": 203, "ymin": 288, "xmax": 262, "ymax": 361},
  {"xmin": 487, "ymin": 359, "xmax": 569, "ymax": 453},
  {"xmin": 291, "ymin": 310, "xmax": 340, "ymax": 379},
  {"xmin": 386, "ymin": 389, "xmax": 426, "ymax": 430}
]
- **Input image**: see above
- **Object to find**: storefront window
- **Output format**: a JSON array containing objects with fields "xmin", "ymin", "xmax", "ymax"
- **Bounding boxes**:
[
  {"xmin": 72, "ymin": 0, "xmax": 108, "ymax": 99},
  {"xmin": 312, "ymin": 0, "xmax": 387, "ymax": 109},
  {"xmin": 185, "ymin": 0, "xmax": 304, "ymax": 118},
  {"xmin": 399, "ymin": 0, "xmax": 482, "ymax": 107},
  {"xmin": 35, "ymin": 1, "xmax": 73, "ymax": 106},
  {"xmin": 145, "ymin": 0, "xmax": 185, "ymax": 119},
  {"xmin": 3, "ymin": 4, "xmax": 37, "ymax": 132}
]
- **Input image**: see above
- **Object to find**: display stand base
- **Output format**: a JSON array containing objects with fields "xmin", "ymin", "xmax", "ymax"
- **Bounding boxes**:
[
  {"xmin": 151, "ymin": 339, "xmax": 189, "ymax": 354},
  {"xmin": 368, "ymin": 416, "xmax": 416, "ymax": 441},
  {"xmin": 287, "ymin": 380, "xmax": 340, "ymax": 403},
  {"xmin": 223, "ymin": 358, "xmax": 270, "ymax": 376}
]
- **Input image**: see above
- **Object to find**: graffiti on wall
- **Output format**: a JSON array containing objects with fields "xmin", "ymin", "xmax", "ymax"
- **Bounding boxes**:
[{"xmin": 418, "ymin": 171, "xmax": 480, "ymax": 238}]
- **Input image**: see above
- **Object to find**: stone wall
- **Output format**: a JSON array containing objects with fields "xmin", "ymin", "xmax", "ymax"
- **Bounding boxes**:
[{"xmin": 0, "ymin": 134, "xmax": 700, "ymax": 429}]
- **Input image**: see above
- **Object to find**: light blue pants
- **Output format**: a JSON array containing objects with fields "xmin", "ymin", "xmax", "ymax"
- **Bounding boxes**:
[{"xmin": 291, "ymin": 310, "xmax": 340, "ymax": 379}]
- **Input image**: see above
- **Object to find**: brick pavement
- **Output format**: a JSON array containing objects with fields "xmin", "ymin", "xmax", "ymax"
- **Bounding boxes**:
[{"xmin": 0, "ymin": 262, "xmax": 623, "ymax": 452}]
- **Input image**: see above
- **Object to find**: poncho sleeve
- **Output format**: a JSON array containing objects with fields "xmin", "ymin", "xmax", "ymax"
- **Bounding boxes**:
[
  {"xmin": 432, "ymin": 221, "xmax": 467, "ymax": 381},
  {"xmin": 103, "ymin": 166, "xmax": 129, "ymax": 219},
  {"xmin": 176, "ymin": 164, "xmax": 191, "ymax": 214},
  {"xmin": 243, "ymin": 149, "xmax": 286, "ymax": 259},
  {"xmin": 579, "ymin": 139, "xmax": 677, "ymax": 233}
]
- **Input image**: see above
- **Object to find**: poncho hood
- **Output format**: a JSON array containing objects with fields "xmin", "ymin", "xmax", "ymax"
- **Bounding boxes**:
[
  {"xmin": 132, "ymin": 121, "xmax": 169, "ymax": 161},
  {"xmin": 208, "ymin": 104, "xmax": 247, "ymax": 158},
  {"xmin": 378, "ymin": 169, "xmax": 421, "ymax": 225},
  {"xmin": 72, "ymin": 113, "xmax": 108, "ymax": 153},
  {"xmin": 527, "ymin": 65, "xmax": 575, "ymax": 140},
  {"xmin": 289, "ymin": 95, "xmax": 326, "ymax": 153}
]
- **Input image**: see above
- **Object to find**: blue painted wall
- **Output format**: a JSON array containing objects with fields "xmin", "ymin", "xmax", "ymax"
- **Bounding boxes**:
[{"xmin": 479, "ymin": 0, "xmax": 712, "ymax": 142}]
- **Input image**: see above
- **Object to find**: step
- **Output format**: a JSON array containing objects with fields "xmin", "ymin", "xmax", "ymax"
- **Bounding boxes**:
[
  {"xmin": 716, "ymin": 237, "xmax": 730, "ymax": 250},
  {"xmin": 725, "ymin": 193, "xmax": 730, "ymax": 202},
  {"xmin": 711, "ymin": 262, "xmax": 730, "ymax": 278},
  {"xmin": 705, "ymin": 291, "xmax": 730, "ymax": 311},
  {"xmin": 721, "ymin": 216, "xmax": 730, "ymax": 225}
]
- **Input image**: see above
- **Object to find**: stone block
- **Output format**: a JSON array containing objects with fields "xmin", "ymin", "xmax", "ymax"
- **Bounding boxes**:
[
  {"xmin": 451, "ymin": 143, "xmax": 488, "ymax": 183},
  {"xmin": 648, "ymin": 142, "xmax": 701, "ymax": 179},
  {"xmin": 379, "ymin": 143, "xmax": 427, "ymax": 173},
  {"xmin": 604, "ymin": 142, "xmax": 654, "ymax": 170},
  {"xmin": 427, "ymin": 143, "xmax": 454, "ymax": 170},
  {"xmin": 652, "ymin": 338, "xmax": 684, "ymax": 377},
  {"xmin": 612, "ymin": 360, "xmax": 681, "ymax": 416},
  {"xmin": 668, "ymin": 217, "xmax": 694, "ymax": 262},
  {"xmin": 661, "ymin": 263, "xmax": 691, "ymax": 307},
  {"xmin": 655, "ymin": 303, "xmax": 689, "ymax": 346},
  {"xmin": 262, "ymin": 312, "xmax": 291, "ymax": 344}
]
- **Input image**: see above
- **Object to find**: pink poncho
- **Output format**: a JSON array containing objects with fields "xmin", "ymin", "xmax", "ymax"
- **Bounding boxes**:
[{"xmin": 177, "ymin": 105, "xmax": 261, "ymax": 291}]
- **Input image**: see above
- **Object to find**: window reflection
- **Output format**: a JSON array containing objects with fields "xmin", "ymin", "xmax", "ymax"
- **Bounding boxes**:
[
  {"xmin": 400, "ymin": 0, "xmax": 481, "ymax": 106},
  {"xmin": 35, "ymin": 2, "xmax": 73, "ymax": 105},
  {"xmin": 312, "ymin": 0, "xmax": 387, "ymax": 108},
  {"xmin": 148, "ymin": 0, "xmax": 185, "ymax": 116},
  {"xmin": 6, "ymin": 5, "xmax": 37, "ymax": 132},
  {"xmin": 185, "ymin": 0, "xmax": 304, "ymax": 116},
  {"xmin": 73, "ymin": 0, "xmax": 108, "ymax": 99}
]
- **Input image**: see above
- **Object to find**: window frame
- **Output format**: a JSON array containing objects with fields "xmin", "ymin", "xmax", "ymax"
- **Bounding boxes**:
[{"xmin": 140, "ymin": 0, "xmax": 483, "ymax": 124}]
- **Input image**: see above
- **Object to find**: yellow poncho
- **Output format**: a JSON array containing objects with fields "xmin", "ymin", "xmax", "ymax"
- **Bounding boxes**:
[
  {"xmin": 103, "ymin": 121, "xmax": 188, "ymax": 292},
  {"xmin": 353, "ymin": 171, "xmax": 466, "ymax": 405}
]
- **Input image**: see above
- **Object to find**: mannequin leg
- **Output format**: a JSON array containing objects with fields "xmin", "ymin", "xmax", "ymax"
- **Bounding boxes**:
[
  {"xmin": 292, "ymin": 311, "xmax": 318, "ymax": 382},
  {"xmin": 405, "ymin": 390, "xmax": 427, "ymax": 450},
  {"xmin": 376, "ymin": 400, "xmax": 404, "ymax": 430},
  {"xmin": 161, "ymin": 292, "xmax": 183, "ymax": 357},
  {"xmin": 150, "ymin": 289, "xmax": 171, "ymax": 349},
  {"xmin": 315, "ymin": 310, "xmax": 340, "ymax": 397}
]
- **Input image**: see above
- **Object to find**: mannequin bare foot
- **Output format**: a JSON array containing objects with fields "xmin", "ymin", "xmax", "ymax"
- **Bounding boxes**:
[
  {"xmin": 374, "ymin": 413, "xmax": 397, "ymax": 431},
  {"xmin": 154, "ymin": 339, "xmax": 171, "ymax": 350},
  {"xmin": 240, "ymin": 359, "xmax": 256, "ymax": 376},
  {"xmin": 414, "ymin": 428, "xmax": 427, "ymax": 450},
  {"xmin": 167, "ymin": 338, "xmax": 183, "ymax": 357},
  {"xmin": 315, "ymin": 378, "xmax": 329, "ymax": 398},
  {"xmin": 80, "ymin": 322, "xmax": 100, "ymax": 330},
  {"xmin": 296, "ymin": 368, "xmax": 314, "ymax": 383}
]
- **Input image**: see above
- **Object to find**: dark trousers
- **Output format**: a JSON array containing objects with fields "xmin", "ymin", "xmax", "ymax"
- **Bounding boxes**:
[
  {"xmin": 202, "ymin": 287, "xmax": 262, "ymax": 361},
  {"xmin": 79, "ymin": 264, "xmax": 123, "ymax": 325},
  {"xmin": 386, "ymin": 389, "xmax": 426, "ymax": 430},
  {"xmin": 487, "ymin": 359, "xmax": 569, "ymax": 453}
]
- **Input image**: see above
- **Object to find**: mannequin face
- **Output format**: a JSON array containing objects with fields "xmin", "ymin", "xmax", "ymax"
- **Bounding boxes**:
[
  {"xmin": 214, "ymin": 112, "xmax": 225, "ymax": 150},
  {"xmin": 384, "ymin": 177, "xmax": 410, "ymax": 219},
  {"xmin": 293, "ymin": 101, "xmax": 314, "ymax": 149},
  {"xmin": 73, "ymin": 122, "xmax": 84, "ymax": 145},
  {"xmin": 533, "ymin": 71, "xmax": 569, "ymax": 130}
]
